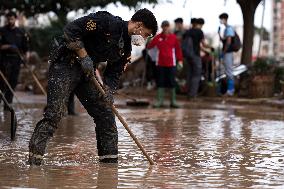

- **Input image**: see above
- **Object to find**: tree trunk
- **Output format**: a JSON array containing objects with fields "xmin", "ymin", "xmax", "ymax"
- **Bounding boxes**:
[
  {"xmin": 237, "ymin": 0, "xmax": 262, "ymax": 65},
  {"xmin": 237, "ymin": 0, "xmax": 262, "ymax": 97}
]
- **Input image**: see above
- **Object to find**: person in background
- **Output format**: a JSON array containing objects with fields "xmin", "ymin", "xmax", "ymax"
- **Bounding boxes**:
[
  {"xmin": 183, "ymin": 18, "xmax": 212, "ymax": 99},
  {"xmin": 28, "ymin": 9, "xmax": 157, "ymax": 165},
  {"xmin": 174, "ymin": 17, "xmax": 188, "ymax": 87},
  {"xmin": 147, "ymin": 20, "xmax": 183, "ymax": 108},
  {"xmin": 142, "ymin": 47, "xmax": 156, "ymax": 91},
  {"xmin": 0, "ymin": 11, "xmax": 29, "ymax": 110},
  {"xmin": 218, "ymin": 13, "xmax": 235, "ymax": 96},
  {"xmin": 174, "ymin": 17, "xmax": 186, "ymax": 43}
]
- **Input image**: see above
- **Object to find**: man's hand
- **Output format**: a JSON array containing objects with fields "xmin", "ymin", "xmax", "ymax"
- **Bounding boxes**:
[
  {"xmin": 80, "ymin": 55, "xmax": 94, "ymax": 77},
  {"xmin": 177, "ymin": 60, "xmax": 183, "ymax": 71},
  {"xmin": 102, "ymin": 85, "xmax": 114, "ymax": 104},
  {"xmin": 10, "ymin": 44, "xmax": 18, "ymax": 50}
]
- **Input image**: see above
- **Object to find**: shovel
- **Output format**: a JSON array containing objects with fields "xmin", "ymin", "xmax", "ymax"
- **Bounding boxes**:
[
  {"xmin": 0, "ymin": 90, "xmax": 17, "ymax": 140},
  {"xmin": 16, "ymin": 50, "xmax": 47, "ymax": 96},
  {"xmin": 90, "ymin": 76, "xmax": 154, "ymax": 165}
]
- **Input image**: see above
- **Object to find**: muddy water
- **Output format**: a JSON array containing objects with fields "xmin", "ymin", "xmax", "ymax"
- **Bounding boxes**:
[{"xmin": 0, "ymin": 103, "xmax": 284, "ymax": 188}]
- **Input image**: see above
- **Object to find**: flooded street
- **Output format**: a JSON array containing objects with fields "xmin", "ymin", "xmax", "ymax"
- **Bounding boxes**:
[{"xmin": 0, "ymin": 95, "xmax": 284, "ymax": 188}]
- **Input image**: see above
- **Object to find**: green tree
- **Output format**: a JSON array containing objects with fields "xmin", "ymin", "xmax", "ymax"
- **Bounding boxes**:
[{"xmin": 0, "ymin": 0, "xmax": 158, "ymax": 23}]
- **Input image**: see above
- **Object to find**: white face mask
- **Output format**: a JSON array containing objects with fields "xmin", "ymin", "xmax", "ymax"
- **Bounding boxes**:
[
  {"xmin": 131, "ymin": 35, "xmax": 145, "ymax": 46},
  {"xmin": 220, "ymin": 19, "xmax": 225, "ymax": 25}
]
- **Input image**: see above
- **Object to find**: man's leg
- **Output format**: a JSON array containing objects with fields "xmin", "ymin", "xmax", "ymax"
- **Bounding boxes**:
[
  {"xmin": 187, "ymin": 58, "xmax": 193, "ymax": 97},
  {"xmin": 169, "ymin": 67, "xmax": 179, "ymax": 108},
  {"xmin": 75, "ymin": 81, "xmax": 118, "ymax": 163},
  {"xmin": 189, "ymin": 56, "xmax": 202, "ymax": 97},
  {"xmin": 224, "ymin": 52, "xmax": 234, "ymax": 95},
  {"xmin": 0, "ymin": 63, "xmax": 6, "ymax": 106},
  {"xmin": 29, "ymin": 60, "xmax": 82, "ymax": 165},
  {"xmin": 4, "ymin": 60, "xmax": 21, "ymax": 105},
  {"xmin": 154, "ymin": 66, "xmax": 165, "ymax": 108}
]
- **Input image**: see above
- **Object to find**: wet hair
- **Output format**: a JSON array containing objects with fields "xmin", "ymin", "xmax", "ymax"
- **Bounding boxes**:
[
  {"xmin": 191, "ymin": 18, "xmax": 197, "ymax": 24},
  {"xmin": 174, "ymin": 18, "xmax": 183, "ymax": 24},
  {"xmin": 131, "ymin": 8, "xmax": 158, "ymax": 35},
  {"xmin": 197, "ymin": 18, "xmax": 205, "ymax": 25},
  {"xmin": 219, "ymin": 13, "xmax": 228, "ymax": 20},
  {"xmin": 5, "ymin": 11, "xmax": 17, "ymax": 18}
]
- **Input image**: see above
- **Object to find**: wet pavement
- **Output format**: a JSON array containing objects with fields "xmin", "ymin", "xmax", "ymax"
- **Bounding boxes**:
[{"xmin": 0, "ymin": 93, "xmax": 284, "ymax": 188}]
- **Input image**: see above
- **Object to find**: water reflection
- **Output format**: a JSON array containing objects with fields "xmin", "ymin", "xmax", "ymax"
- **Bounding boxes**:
[{"xmin": 0, "ymin": 104, "xmax": 284, "ymax": 188}]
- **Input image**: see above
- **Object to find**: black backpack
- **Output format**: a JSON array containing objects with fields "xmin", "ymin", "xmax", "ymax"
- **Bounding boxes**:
[
  {"xmin": 222, "ymin": 29, "xmax": 242, "ymax": 53},
  {"xmin": 231, "ymin": 31, "xmax": 242, "ymax": 52}
]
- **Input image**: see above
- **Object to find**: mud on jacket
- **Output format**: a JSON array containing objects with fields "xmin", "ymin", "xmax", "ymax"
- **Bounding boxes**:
[{"xmin": 52, "ymin": 11, "xmax": 132, "ymax": 91}]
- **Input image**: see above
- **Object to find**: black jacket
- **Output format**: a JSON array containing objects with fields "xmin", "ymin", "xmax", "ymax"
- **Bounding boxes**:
[
  {"xmin": 0, "ymin": 25, "xmax": 29, "ymax": 56},
  {"xmin": 63, "ymin": 11, "xmax": 132, "ymax": 91}
]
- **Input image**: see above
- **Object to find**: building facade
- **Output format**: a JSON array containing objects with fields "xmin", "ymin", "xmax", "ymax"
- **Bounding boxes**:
[{"xmin": 273, "ymin": 0, "xmax": 284, "ymax": 60}]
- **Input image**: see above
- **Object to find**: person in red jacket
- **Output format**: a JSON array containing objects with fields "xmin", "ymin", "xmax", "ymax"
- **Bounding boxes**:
[{"xmin": 147, "ymin": 20, "xmax": 183, "ymax": 108}]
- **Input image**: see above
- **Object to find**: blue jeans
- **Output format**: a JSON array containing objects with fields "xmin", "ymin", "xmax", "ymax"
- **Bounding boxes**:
[{"xmin": 224, "ymin": 52, "xmax": 234, "ymax": 93}]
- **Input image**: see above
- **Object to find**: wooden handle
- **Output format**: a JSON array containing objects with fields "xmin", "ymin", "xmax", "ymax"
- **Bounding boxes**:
[
  {"xmin": 90, "ymin": 77, "xmax": 155, "ymax": 165},
  {"xmin": 17, "ymin": 51, "xmax": 47, "ymax": 96},
  {"xmin": 0, "ymin": 70, "xmax": 27, "ymax": 115},
  {"xmin": 23, "ymin": 64, "xmax": 47, "ymax": 96}
]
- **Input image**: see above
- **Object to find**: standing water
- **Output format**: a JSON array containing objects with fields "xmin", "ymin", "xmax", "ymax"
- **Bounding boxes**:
[{"xmin": 0, "ymin": 100, "xmax": 284, "ymax": 188}]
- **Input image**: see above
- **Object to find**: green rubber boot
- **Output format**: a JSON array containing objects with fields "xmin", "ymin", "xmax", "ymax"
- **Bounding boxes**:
[
  {"xmin": 170, "ymin": 88, "xmax": 180, "ymax": 108},
  {"xmin": 153, "ymin": 88, "xmax": 165, "ymax": 108}
]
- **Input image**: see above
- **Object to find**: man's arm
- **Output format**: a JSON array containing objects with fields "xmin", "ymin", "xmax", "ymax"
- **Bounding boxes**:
[
  {"xmin": 63, "ymin": 13, "xmax": 104, "ymax": 58},
  {"xmin": 63, "ymin": 15, "xmax": 98, "ymax": 76},
  {"xmin": 63, "ymin": 15, "xmax": 93, "ymax": 58},
  {"xmin": 0, "ymin": 30, "xmax": 13, "ymax": 50},
  {"xmin": 199, "ymin": 30, "xmax": 212, "ymax": 52},
  {"xmin": 146, "ymin": 35, "xmax": 159, "ymax": 49},
  {"xmin": 218, "ymin": 32, "xmax": 224, "ymax": 41},
  {"xmin": 174, "ymin": 36, "xmax": 183, "ymax": 62},
  {"xmin": 201, "ymin": 38, "xmax": 211, "ymax": 49},
  {"xmin": 200, "ymin": 38, "xmax": 214, "ymax": 54},
  {"xmin": 103, "ymin": 54, "xmax": 131, "ymax": 91},
  {"xmin": 223, "ymin": 36, "xmax": 232, "ymax": 53},
  {"xmin": 222, "ymin": 26, "xmax": 234, "ymax": 53}
]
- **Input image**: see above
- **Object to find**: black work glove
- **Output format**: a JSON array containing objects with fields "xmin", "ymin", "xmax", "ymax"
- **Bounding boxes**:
[
  {"xmin": 101, "ymin": 85, "xmax": 114, "ymax": 104},
  {"xmin": 80, "ymin": 55, "xmax": 94, "ymax": 78}
]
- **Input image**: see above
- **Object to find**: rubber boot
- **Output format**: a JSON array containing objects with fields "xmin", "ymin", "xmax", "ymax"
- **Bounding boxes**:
[
  {"xmin": 153, "ymin": 88, "xmax": 165, "ymax": 108},
  {"xmin": 170, "ymin": 88, "xmax": 180, "ymax": 108}
]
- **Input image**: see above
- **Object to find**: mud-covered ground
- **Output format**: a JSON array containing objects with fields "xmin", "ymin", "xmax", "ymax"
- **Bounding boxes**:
[{"xmin": 0, "ymin": 92, "xmax": 284, "ymax": 188}]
